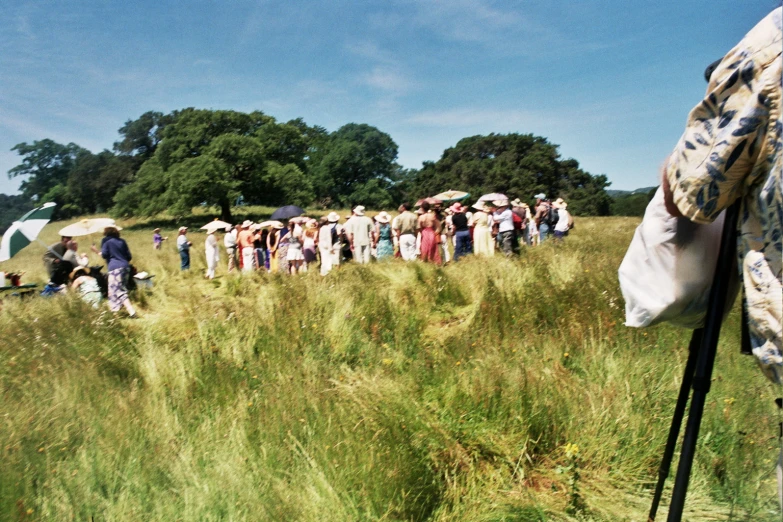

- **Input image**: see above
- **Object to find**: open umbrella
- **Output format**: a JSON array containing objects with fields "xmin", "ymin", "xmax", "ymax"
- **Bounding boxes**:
[
  {"xmin": 433, "ymin": 190, "xmax": 470, "ymax": 202},
  {"xmin": 257, "ymin": 220, "xmax": 285, "ymax": 229},
  {"xmin": 59, "ymin": 217, "xmax": 119, "ymax": 237},
  {"xmin": 0, "ymin": 202, "xmax": 57, "ymax": 262},
  {"xmin": 200, "ymin": 220, "xmax": 232, "ymax": 233},
  {"xmin": 477, "ymin": 193, "xmax": 507, "ymax": 202},
  {"xmin": 270, "ymin": 205, "xmax": 305, "ymax": 221}
]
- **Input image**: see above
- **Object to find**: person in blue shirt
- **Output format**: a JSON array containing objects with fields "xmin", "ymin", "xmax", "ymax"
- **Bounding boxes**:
[{"xmin": 101, "ymin": 225, "xmax": 137, "ymax": 317}]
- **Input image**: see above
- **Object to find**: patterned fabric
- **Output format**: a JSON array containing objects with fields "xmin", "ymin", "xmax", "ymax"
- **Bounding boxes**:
[
  {"xmin": 108, "ymin": 267, "xmax": 129, "ymax": 312},
  {"xmin": 376, "ymin": 224, "xmax": 394, "ymax": 259},
  {"xmin": 665, "ymin": 8, "xmax": 782, "ymax": 383}
]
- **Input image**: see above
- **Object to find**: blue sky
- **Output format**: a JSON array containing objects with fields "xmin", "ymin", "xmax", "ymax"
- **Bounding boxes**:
[{"xmin": 1, "ymin": 1, "xmax": 777, "ymax": 195}]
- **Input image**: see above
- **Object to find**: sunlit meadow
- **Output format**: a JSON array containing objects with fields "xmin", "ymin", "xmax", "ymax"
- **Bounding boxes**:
[{"xmin": 1, "ymin": 210, "xmax": 779, "ymax": 521}]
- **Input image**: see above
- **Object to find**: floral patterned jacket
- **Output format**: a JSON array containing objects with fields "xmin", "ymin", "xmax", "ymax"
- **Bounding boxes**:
[{"xmin": 665, "ymin": 8, "xmax": 782, "ymax": 383}]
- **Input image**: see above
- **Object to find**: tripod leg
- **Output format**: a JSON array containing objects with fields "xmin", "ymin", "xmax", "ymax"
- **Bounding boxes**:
[
  {"xmin": 666, "ymin": 202, "xmax": 741, "ymax": 521},
  {"xmin": 648, "ymin": 329, "xmax": 703, "ymax": 521}
]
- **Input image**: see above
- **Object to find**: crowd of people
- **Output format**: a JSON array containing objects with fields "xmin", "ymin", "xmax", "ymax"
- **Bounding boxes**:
[
  {"xmin": 195, "ymin": 194, "xmax": 573, "ymax": 278},
  {"xmin": 39, "ymin": 194, "xmax": 572, "ymax": 316}
]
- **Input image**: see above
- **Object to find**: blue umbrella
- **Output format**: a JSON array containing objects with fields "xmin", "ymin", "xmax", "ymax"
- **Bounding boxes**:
[{"xmin": 270, "ymin": 205, "xmax": 305, "ymax": 221}]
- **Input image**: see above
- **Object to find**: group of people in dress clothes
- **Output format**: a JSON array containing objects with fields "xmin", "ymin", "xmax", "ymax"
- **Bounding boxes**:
[{"xmin": 186, "ymin": 193, "xmax": 572, "ymax": 279}]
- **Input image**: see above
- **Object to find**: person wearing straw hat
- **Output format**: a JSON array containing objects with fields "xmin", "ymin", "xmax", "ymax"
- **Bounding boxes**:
[
  {"xmin": 318, "ymin": 212, "xmax": 342, "ymax": 275},
  {"xmin": 153, "ymin": 228, "xmax": 167, "ymax": 250},
  {"xmin": 70, "ymin": 266, "xmax": 102, "ymax": 309},
  {"xmin": 450, "ymin": 203, "xmax": 471, "ymax": 260},
  {"xmin": 205, "ymin": 229, "xmax": 220, "ymax": 279},
  {"xmin": 346, "ymin": 205, "xmax": 374, "ymax": 264},
  {"xmin": 373, "ymin": 211, "xmax": 394, "ymax": 260},
  {"xmin": 101, "ymin": 225, "xmax": 137, "ymax": 318},
  {"xmin": 238, "ymin": 220, "xmax": 256, "ymax": 273},
  {"xmin": 177, "ymin": 226, "xmax": 192, "ymax": 270},
  {"xmin": 552, "ymin": 198, "xmax": 571, "ymax": 241},
  {"xmin": 492, "ymin": 198, "xmax": 516, "ymax": 256},
  {"xmin": 469, "ymin": 201, "xmax": 494, "ymax": 257}
]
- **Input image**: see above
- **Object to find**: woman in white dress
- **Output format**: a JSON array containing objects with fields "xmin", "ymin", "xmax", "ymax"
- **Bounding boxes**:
[
  {"xmin": 285, "ymin": 222, "xmax": 305, "ymax": 274},
  {"xmin": 470, "ymin": 202, "xmax": 495, "ymax": 256},
  {"xmin": 205, "ymin": 230, "xmax": 220, "ymax": 279}
]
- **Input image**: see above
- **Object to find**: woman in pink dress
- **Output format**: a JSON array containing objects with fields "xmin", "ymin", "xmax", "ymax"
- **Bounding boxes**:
[{"xmin": 417, "ymin": 202, "xmax": 442, "ymax": 265}]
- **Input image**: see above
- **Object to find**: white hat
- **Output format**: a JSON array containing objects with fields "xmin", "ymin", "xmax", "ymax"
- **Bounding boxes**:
[
  {"xmin": 492, "ymin": 199, "xmax": 509, "ymax": 207},
  {"xmin": 327, "ymin": 212, "xmax": 340, "ymax": 223},
  {"xmin": 554, "ymin": 198, "xmax": 568, "ymax": 209},
  {"xmin": 242, "ymin": 220, "xmax": 253, "ymax": 228},
  {"xmin": 353, "ymin": 205, "xmax": 365, "ymax": 216},
  {"xmin": 178, "ymin": 226, "xmax": 188, "ymax": 233},
  {"xmin": 375, "ymin": 211, "xmax": 391, "ymax": 223}
]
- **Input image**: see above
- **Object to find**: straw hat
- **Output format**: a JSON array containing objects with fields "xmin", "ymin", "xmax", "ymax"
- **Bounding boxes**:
[
  {"xmin": 375, "ymin": 211, "xmax": 391, "ymax": 223},
  {"xmin": 271, "ymin": 222, "xmax": 285, "ymax": 229},
  {"xmin": 492, "ymin": 199, "xmax": 509, "ymax": 207},
  {"xmin": 472, "ymin": 202, "xmax": 488, "ymax": 211},
  {"xmin": 70, "ymin": 266, "xmax": 89, "ymax": 281},
  {"xmin": 327, "ymin": 212, "xmax": 340, "ymax": 223},
  {"xmin": 353, "ymin": 205, "xmax": 366, "ymax": 216}
]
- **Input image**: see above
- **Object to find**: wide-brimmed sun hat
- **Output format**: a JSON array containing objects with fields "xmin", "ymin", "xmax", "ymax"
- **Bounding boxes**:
[
  {"xmin": 70, "ymin": 266, "xmax": 89, "ymax": 281},
  {"xmin": 449, "ymin": 202, "xmax": 465, "ymax": 213},
  {"xmin": 375, "ymin": 211, "xmax": 391, "ymax": 223},
  {"xmin": 353, "ymin": 205, "xmax": 366, "ymax": 216},
  {"xmin": 472, "ymin": 202, "xmax": 487, "ymax": 211},
  {"xmin": 327, "ymin": 212, "xmax": 340, "ymax": 223},
  {"xmin": 492, "ymin": 199, "xmax": 509, "ymax": 207},
  {"xmin": 242, "ymin": 220, "xmax": 253, "ymax": 228},
  {"xmin": 271, "ymin": 222, "xmax": 285, "ymax": 229}
]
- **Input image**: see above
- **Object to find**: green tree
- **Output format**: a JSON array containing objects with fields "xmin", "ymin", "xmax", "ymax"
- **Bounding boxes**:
[
  {"xmin": 9, "ymin": 140, "xmax": 86, "ymax": 204},
  {"xmin": 67, "ymin": 151, "xmax": 136, "ymax": 215},
  {"xmin": 405, "ymin": 133, "xmax": 611, "ymax": 214},
  {"xmin": 113, "ymin": 111, "xmax": 175, "ymax": 163},
  {"xmin": 311, "ymin": 123, "xmax": 399, "ymax": 207}
]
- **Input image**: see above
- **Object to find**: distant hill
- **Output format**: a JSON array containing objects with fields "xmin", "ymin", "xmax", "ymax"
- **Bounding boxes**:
[{"xmin": 606, "ymin": 186, "xmax": 657, "ymax": 198}]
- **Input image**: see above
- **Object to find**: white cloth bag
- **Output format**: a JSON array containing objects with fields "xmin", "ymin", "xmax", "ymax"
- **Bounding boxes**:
[{"xmin": 619, "ymin": 187, "xmax": 736, "ymax": 329}]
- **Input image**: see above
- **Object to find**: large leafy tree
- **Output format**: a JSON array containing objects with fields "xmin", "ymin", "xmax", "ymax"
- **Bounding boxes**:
[
  {"xmin": 9, "ymin": 140, "xmax": 86, "ymax": 204},
  {"xmin": 405, "ymin": 133, "xmax": 612, "ymax": 214},
  {"xmin": 311, "ymin": 123, "xmax": 399, "ymax": 207},
  {"xmin": 67, "ymin": 150, "xmax": 136, "ymax": 214},
  {"xmin": 113, "ymin": 111, "xmax": 176, "ymax": 163}
]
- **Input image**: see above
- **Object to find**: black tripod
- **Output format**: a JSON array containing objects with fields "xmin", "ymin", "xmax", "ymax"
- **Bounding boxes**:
[{"xmin": 648, "ymin": 200, "xmax": 742, "ymax": 521}]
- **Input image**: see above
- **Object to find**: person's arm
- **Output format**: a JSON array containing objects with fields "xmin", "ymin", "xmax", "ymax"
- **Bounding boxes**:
[{"xmin": 663, "ymin": 40, "xmax": 776, "ymax": 222}]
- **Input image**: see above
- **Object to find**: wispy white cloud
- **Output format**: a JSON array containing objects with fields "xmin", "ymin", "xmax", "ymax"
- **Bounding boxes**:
[{"xmin": 361, "ymin": 66, "xmax": 414, "ymax": 94}]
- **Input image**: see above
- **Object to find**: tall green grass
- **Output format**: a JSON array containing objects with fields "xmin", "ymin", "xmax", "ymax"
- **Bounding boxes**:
[{"xmin": 0, "ymin": 214, "xmax": 780, "ymax": 520}]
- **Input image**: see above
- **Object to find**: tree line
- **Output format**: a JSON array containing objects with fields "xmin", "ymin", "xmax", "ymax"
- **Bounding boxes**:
[{"xmin": 6, "ymin": 107, "xmax": 619, "ymax": 226}]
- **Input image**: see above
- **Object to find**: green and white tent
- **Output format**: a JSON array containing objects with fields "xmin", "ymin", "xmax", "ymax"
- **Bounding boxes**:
[{"xmin": 0, "ymin": 202, "xmax": 57, "ymax": 262}]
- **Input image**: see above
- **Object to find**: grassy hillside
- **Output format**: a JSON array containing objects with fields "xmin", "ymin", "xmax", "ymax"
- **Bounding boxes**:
[{"xmin": 0, "ymin": 213, "xmax": 779, "ymax": 520}]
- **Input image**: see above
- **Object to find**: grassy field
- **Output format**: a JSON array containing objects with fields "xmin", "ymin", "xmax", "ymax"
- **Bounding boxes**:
[{"xmin": 0, "ymin": 210, "xmax": 780, "ymax": 521}]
